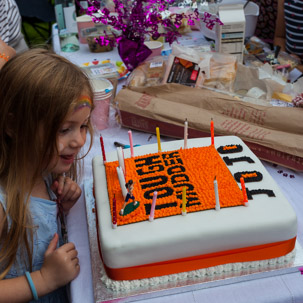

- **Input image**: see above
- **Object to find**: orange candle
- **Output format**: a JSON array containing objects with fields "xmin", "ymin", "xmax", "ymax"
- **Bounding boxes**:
[
  {"xmin": 240, "ymin": 177, "xmax": 249, "ymax": 206},
  {"xmin": 210, "ymin": 118, "xmax": 214, "ymax": 146}
]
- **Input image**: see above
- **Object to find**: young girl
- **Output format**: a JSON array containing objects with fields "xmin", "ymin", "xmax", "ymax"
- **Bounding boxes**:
[{"xmin": 0, "ymin": 48, "xmax": 94, "ymax": 302}]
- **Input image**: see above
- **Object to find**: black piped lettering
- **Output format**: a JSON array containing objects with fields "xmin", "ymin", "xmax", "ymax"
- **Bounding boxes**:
[
  {"xmin": 167, "ymin": 165, "xmax": 185, "ymax": 175},
  {"xmin": 173, "ymin": 183, "xmax": 194, "ymax": 191},
  {"xmin": 143, "ymin": 187, "xmax": 174, "ymax": 199},
  {"xmin": 223, "ymin": 156, "xmax": 255, "ymax": 166},
  {"xmin": 217, "ymin": 144, "xmax": 243, "ymax": 154},
  {"xmin": 162, "ymin": 151, "xmax": 183, "ymax": 166},
  {"xmin": 171, "ymin": 173, "xmax": 189, "ymax": 184},
  {"xmin": 234, "ymin": 171, "xmax": 263, "ymax": 183},
  {"xmin": 135, "ymin": 155, "xmax": 161, "ymax": 167},
  {"xmin": 176, "ymin": 192, "xmax": 201, "ymax": 207},
  {"xmin": 137, "ymin": 165, "xmax": 164, "ymax": 176},
  {"xmin": 140, "ymin": 175, "xmax": 168, "ymax": 189},
  {"xmin": 246, "ymin": 188, "xmax": 276, "ymax": 200}
]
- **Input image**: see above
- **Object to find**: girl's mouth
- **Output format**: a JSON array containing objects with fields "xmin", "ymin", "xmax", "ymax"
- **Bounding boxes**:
[{"xmin": 60, "ymin": 154, "xmax": 75, "ymax": 164}]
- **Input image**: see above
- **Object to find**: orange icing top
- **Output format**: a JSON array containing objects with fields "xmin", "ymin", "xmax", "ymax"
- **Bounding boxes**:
[
  {"xmin": 105, "ymin": 145, "xmax": 244, "ymax": 226},
  {"xmin": 241, "ymin": 172, "xmax": 258, "ymax": 178},
  {"xmin": 223, "ymin": 145, "xmax": 237, "ymax": 150}
]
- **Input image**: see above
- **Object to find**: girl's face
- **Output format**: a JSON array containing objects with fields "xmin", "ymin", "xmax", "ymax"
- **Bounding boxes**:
[{"xmin": 49, "ymin": 102, "xmax": 91, "ymax": 174}]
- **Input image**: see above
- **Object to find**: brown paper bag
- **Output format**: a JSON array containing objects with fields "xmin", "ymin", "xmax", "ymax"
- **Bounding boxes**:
[{"xmin": 115, "ymin": 83, "xmax": 303, "ymax": 171}]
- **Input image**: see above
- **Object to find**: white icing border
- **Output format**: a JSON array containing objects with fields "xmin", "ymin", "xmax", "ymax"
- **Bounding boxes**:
[{"xmin": 100, "ymin": 249, "xmax": 296, "ymax": 292}]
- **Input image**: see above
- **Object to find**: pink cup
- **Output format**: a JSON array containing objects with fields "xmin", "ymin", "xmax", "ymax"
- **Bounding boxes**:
[
  {"xmin": 144, "ymin": 41, "xmax": 163, "ymax": 59},
  {"xmin": 90, "ymin": 97, "xmax": 110, "ymax": 131},
  {"xmin": 90, "ymin": 78, "xmax": 113, "ymax": 130}
]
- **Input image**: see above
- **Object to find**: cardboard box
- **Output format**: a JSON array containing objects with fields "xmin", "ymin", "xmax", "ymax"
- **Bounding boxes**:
[
  {"xmin": 115, "ymin": 84, "xmax": 303, "ymax": 171},
  {"xmin": 216, "ymin": 4, "xmax": 246, "ymax": 63}
]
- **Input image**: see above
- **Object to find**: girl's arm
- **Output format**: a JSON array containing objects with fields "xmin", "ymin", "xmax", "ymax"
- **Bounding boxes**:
[
  {"xmin": 0, "ymin": 238, "xmax": 79, "ymax": 303},
  {"xmin": 0, "ymin": 206, "xmax": 79, "ymax": 303},
  {"xmin": 274, "ymin": 0, "xmax": 286, "ymax": 51},
  {"xmin": 0, "ymin": 38, "xmax": 16, "ymax": 69}
]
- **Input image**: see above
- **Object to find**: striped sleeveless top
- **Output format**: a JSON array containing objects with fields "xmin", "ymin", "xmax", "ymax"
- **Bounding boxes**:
[
  {"xmin": 284, "ymin": 0, "xmax": 303, "ymax": 59},
  {"xmin": 0, "ymin": 0, "xmax": 21, "ymax": 44}
]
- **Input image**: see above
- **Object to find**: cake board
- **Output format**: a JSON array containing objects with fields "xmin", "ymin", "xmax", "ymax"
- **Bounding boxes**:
[{"xmin": 83, "ymin": 179, "xmax": 303, "ymax": 303}]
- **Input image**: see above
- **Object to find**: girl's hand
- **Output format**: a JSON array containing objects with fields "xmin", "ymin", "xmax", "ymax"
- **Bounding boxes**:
[
  {"xmin": 40, "ymin": 233, "xmax": 80, "ymax": 292},
  {"xmin": 51, "ymin": 176, "xmax": 82, "ymax": 213}
]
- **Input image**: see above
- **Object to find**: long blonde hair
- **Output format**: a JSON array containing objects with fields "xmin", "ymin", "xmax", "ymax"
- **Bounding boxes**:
[{"xmin": 0, "ymin": 48, "xmax": 94, "ymax": 279}]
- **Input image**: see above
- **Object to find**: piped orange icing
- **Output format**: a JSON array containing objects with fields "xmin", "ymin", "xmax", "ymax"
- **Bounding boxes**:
[
  {"xmin": 241, "ymin": 172, "xmax": 258, "ymax": 178},
  {"xmin": 105, "ymin": 145, "xmax": 244, "ymax": 226},
  {"xmin": 223, "ymin": 145, "xmax": 237, "ymax": 150}
]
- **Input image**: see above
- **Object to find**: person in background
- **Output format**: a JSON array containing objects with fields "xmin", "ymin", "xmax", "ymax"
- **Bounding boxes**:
[
  {"xmin": 0, "ymin": 0, "xmax": 28, "ymax": 68},
  {"xmin": 274, "ymin": 0, "xmax": 303, "ymax": 72},
  {"xmin": 0, "ymin": 48, "xmax": 94, "ymax": 302},
  {"xmin": 252, "ymin": 0, "xmax": 278, "ymax": 45}
]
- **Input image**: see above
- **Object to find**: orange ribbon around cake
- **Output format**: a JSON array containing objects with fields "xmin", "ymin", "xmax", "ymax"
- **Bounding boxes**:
[{"xmin": 101, "ymin": 237, "xmax": 296, "ymax": 281}]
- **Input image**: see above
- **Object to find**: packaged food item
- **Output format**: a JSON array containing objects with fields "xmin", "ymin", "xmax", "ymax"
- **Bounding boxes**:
[
  {"xmin": 163, "ymin": 44, "xmax": 238, "ymax": 92},
  {"xmin": 245, "ymin": 36, "xmax": 270, "ymax": 55},
  {"xmin": 165, "ymin": 56, "xmax": 200, "ymax": 87},
  {"xmin": 127, "ymin": 56, "xmax": 167, "ymax": 87},
  {"xmin": 201, "ymin": 52, "xmax": 237, "ymax": 91}
]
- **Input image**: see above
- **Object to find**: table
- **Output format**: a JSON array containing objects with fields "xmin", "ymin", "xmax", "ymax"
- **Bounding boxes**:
[{"xmin": 52, "ymin": 25, "xmax": 303, "ymax": 303}]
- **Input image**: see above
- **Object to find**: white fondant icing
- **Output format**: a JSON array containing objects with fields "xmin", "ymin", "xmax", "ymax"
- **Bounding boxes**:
[
  {"xmin": 93, "ymin": 136, "xmax": 297, "ymax": 271},
  {"xmin": 100, "ymin": 249, "xmax": 296, "ymax": 292}
]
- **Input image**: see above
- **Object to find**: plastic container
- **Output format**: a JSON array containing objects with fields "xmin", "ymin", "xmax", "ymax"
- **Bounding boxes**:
[
  {"xmin": 82, "ymin": 26, "xmax": 115, "ymax": 52},
  {"xmin": 90, "ymin": 78, "xmax": 113, "ymax": 130},
  {"xmin": 144, "ymin": 41, "xmax": 163, "ymax": 59},
  {"xmin": 244, "ymin": 2, "xmax": 259, "ymax": 38}
]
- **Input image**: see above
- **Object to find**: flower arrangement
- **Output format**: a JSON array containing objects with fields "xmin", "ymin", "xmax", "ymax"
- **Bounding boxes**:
[{"xmin": 82, "ymin": 0, "xmax": 223, "ymax": 70}]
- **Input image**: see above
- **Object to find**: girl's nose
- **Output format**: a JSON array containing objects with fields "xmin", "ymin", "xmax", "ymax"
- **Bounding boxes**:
[{"xmin": 71, "ymin": 130, "xmax": 86, "ymax": 148}]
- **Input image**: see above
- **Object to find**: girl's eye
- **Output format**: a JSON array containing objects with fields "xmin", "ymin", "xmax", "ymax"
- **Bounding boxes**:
[
  {"xmin": 59, "ymin": 128, "xmax": 70, "ymax": 134},
  {"xmin": 81, "ymin": 124, "xmax": 89, "ymax": 130}
]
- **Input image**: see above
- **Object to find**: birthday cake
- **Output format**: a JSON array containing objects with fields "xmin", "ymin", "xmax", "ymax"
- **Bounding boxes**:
[{"xmin": 92, "ymin": 136, "xmax": 297, "ymax": 290}]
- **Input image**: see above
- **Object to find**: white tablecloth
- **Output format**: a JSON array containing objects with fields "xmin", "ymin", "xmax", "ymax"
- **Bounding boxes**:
[{"xmin": 52, "ymin": 25, "xmax": 303, "ymax": 303}]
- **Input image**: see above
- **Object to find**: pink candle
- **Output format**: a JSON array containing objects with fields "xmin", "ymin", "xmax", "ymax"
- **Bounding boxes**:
[
  {"xmin": 240, "ymin": 177, "xmax": 249, "ymax": 206},
  {"xmin": 210, "ymin": 119, "xmax": 214, "ymax": 146},
  {"xmin": 184, "ymin": 119, "xmax": 188, "ymax": 149},
  {"xmin": 122, "ymin": 148, "xmax": 126, "ymax": 177},
  {"xmin": 100, "ymin": 135, "xmax": 106, "ymax": 163},
  {"xmin": 112, "ymin": 195, "xmax": 117, "ymax": 229},
  {"xmin": 149, "ymin": 191, "xmax": 158, "ymax": 222},
  {"xmin": 128, "ymin": 130, "xmax": 134, "ymax": 157}
]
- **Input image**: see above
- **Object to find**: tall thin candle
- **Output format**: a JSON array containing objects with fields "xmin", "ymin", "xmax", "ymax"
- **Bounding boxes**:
[
  {"xmin": 184, "ymin": 119, "xmax": 188, "ymax": 149},
  {"xmin": 116, "ymin": 166, "xmax": 127, "ymax": 199},
  {"xmin": 149, "ymin": 191, "xmax": 158, "ymax": 222},
  {"xmin": 210, "ymin": 118, "xmax": 214, "ymax": 146},
  {"xmin": 100, "ymin": 135, "xmax": 106, "ymax": 162},
  {"xmin": 122, "ymin": 148, "xmax": 126, "ymax": 177},
  {"xmin": 156, "ymin": 127, "xmax": 161, "ymax": 152},
  {"xmin": 112, "ymin": 195, "xmax": 117, "ymax": 229},
  {"xmin": 240, "ymin": 177, "xmax": 249, "ymax": 206},
  {"xmin": 182, "ymin": 186, "xmax": 187, "ymax": 215},
  {"xmin": 214, "ymin": 176, "xmax": 220, "ymax": 211},
  {"xmin": 128, "ymin": 130, "xmax": 134, "ymax": 157},
  {"xmin": 117, "ymin": 147, "xmax": 125, "ymax": 175}
]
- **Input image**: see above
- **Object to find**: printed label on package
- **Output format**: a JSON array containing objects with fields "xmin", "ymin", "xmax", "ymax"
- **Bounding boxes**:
[{"xmin": 166, "ymin": 57, "xmax": 200, "ymax": 87}]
